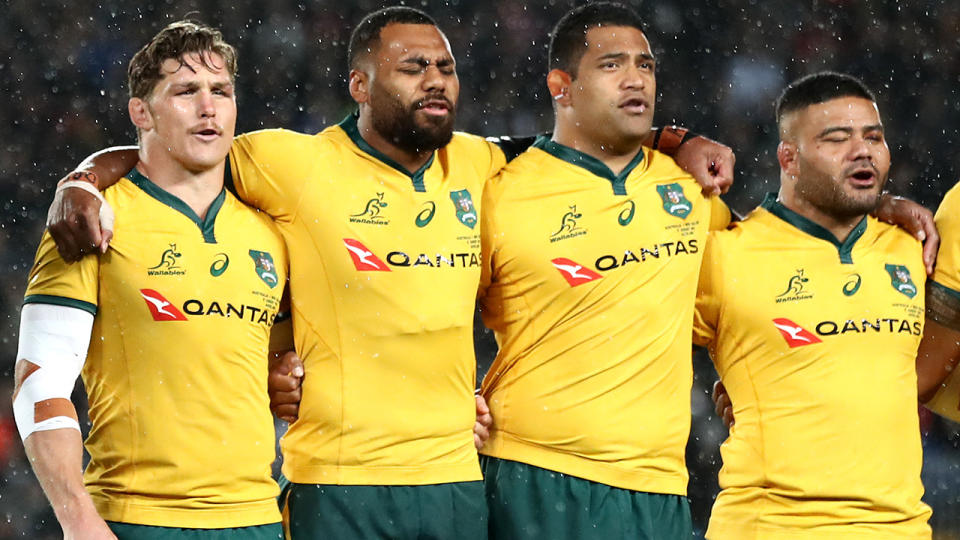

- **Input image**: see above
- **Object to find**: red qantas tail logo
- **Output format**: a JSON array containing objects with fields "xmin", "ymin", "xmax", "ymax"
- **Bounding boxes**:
[
  {"xmin": 343, "ymin": 238, "xmax": 390, "ymax": 271},
  {"xmin": 551, "ymin": 258, "xmax": 602, "ymax": 287},
  {"xmin": 772, "ymin": 318, "xmax": 822, "ymax": 348},
  {"xmin": 139, "ymin": 289, "xmax": 187, "ymax": 321}
]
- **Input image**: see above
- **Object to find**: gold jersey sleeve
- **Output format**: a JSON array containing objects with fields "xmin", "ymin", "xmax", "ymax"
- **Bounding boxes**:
[
  {"xmin": 25, "ymin": 233, "xmax": 99, "ymax": 313},
  {"xmin": 227, "ymin": 116, "xmax": 503, "ymax": 486},
  {"xmin": 25, "ymin": 172, "xmax": 287, "ymax": 529},
  {"xmin": 479, "ymin": 141, "xmax": 714, "ymax": 495},
  {"xmin": 699, "ymin": 196, "xmax": 931, "ymax": 539}
]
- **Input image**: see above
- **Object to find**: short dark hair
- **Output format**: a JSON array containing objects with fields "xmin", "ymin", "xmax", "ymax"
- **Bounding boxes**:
[
  {"xmin": 347, "ymin": 7, "xmax": 438, "ymax": 69},
  {"xmin": 128, "ymin": 20, "xmax": 237, "ymax": 99},
  {"xmin": 548, "ymin": 2, "xmax": 646, "ymax": 77},
  {"xmin": 776, "ymin": 72, "xmax": 876, "ymax": 124}
]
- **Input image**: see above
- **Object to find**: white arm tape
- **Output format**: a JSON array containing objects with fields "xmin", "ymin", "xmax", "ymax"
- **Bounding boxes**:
[
  {"xmin": 13, "ymin": 303, "xmax": 94, "ymax": 441},
  {"xmin": 57, "ymin": 180, "xmax": 115, "ymax": 234}
]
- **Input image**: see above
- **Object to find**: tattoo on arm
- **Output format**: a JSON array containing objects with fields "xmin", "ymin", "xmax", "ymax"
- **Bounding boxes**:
[{"xmin": 926, "ymin": 283, "xmax": 960, "ymax": 332}]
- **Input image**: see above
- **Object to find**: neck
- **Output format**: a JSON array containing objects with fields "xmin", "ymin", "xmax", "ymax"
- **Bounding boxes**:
[
  {"xmin": 137, "ymin": 145, "xmax": 224, "ymax": 219},
  {"xmin": 357, "ymin": 110, "xmax": 433, "ymax": 174},
  {"xmin": 552, "ymin": 118, "xmax": 644, "ymax": 175},
  {"xmin": 777, "ymin": 182, "xmax": 865, "ymax": 242}
]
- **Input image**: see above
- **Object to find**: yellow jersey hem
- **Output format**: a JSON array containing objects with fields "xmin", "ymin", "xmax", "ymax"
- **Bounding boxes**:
[
  {"xmin": 93, "ymin": 497, "xmax": 281, "ymax": 529},
  {"xmin": 481, "ymin": 431, "xmax": 687, "ymax": 496},
  {"xmin": 706, "ymin": 518, "xmax": 931, "ymax": 540},
  {"xmin": 281, "ymin": 461, "xmax": 482, "ymax": 485}
]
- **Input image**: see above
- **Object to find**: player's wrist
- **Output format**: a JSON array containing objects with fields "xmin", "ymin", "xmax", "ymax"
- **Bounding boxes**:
[
  {"xmin": 651, "ymin": 126, "xmax": 697, "ymax": 156},
  {"xmin": 57, "ymin": 171, "xmax": 100, "ymax": 190}
]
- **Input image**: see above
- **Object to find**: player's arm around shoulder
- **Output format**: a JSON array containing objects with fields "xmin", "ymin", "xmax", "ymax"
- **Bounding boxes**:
[
  {"xmin": 917, "ymin": 185, "xmax": 960, "ymax": 415},
  {"xmin": 228, "ymin": 128, "xmax": 320, "ymax": 221}
]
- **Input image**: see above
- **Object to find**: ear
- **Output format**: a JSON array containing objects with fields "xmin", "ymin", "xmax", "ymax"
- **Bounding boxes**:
[
  {"xmin": 128, "ymin": 98, "xmax": 154, "ymax": 132},
  {"xmin": 349, "ymin": 68, "xmax": 370, "ymax": 105},
  {"xmin": 546, "ymin": 69, "xmax": 573, "ymax": 106},
  {"xmin": 777, "ymin": 141, "xmax": 798, "ymax": 177}
]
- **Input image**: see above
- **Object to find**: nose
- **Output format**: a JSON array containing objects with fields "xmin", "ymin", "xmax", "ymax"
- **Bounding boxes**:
[
  {"xmin": 848, "ymin": 135, "xmax": 872, "ymax": 162},
  {"xmin": 622, "ymin": 63, "xmax": 646, "ymax": 91},
  {"xmin": 198, "ymin": 90, "xmax": 216, "ymax": 118},
  {"xmin": 422, "ymin": 65, "xmax": 446, "ymax": 94}
]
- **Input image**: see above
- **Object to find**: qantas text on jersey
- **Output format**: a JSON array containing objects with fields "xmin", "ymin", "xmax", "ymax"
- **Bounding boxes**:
[{"xmin": 343, "ymin": 237, "xmax": 480, "ymax": 270}]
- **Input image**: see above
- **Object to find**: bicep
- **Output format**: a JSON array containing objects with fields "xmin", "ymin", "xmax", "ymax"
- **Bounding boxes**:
[{"xmin": 13, "ymin": 304, "xmax": 94, "ymax": 441}]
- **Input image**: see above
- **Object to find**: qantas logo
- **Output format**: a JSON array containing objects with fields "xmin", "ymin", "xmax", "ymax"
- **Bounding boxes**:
[
  {"xmin": 551, "ymin": 258, "xmax": 603, "ymax": 287},
  {"xmin": 139, "ymin": 289, "xmax": 187, "ymax": 321},
  {"xmin": 771, "ymin": 318, "xmax": 822, "ymax": 348},
  {"xmin": 343, "ymin": 238, "xmax": 390, "ymax": 271}
]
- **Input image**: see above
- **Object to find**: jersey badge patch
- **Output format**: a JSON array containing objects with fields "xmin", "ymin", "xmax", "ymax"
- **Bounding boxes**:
[
  {"xmin": 248, "ymin": 250, "xmax": 279, "ymax": 288},
  {"xmin": 551, "ymin": 257, "xmax": 602, "ymax": 287},
  {"xmin": 656, "ymin": 183, "xmax": 692, "ymax": 219},
  {"xmin": 449, "ymin": 189, "xmax": 478, "ymax": 229},
  {"xmin": 885, "ymin": 264, "xmax": 917, "ymax": 298},
  {"xmin": 343, "ymin": 238, "xmax": 391, "ymax": 271},
  {"xmin": 772, "ymin": 318, "xmax": 822, "ymax": 348},
  {"xmin": 139, "ymin": 289, "xmax": 187, "ymax": 321}
]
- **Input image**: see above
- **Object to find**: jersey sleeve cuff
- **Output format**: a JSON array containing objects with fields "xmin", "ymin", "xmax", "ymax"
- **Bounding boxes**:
[{"xmin": 23, "ymin": 295, "xmax": 97, "ymax": 315}]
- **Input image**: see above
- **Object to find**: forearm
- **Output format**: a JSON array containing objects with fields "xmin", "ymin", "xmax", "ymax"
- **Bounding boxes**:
[
  {"xmin": 67, "ymin": 146, "xmax": 139, "ymax": 190},
  {"xmin": 24, "ymin": 428, "xmax": 101, "ymax": 527}
]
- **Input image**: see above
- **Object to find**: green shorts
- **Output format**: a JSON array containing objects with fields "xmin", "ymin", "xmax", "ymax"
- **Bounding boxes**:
[
  {"xmin": 481, "ymin": 456, "xmax": 692, "ymax": 540},
  {"xmin": 107, "ymin": 521, "xmax": 282, "ymax": 540},
  {"xmin": 280, "ymin": 478, "xmax": 487, "ymax": 540}
]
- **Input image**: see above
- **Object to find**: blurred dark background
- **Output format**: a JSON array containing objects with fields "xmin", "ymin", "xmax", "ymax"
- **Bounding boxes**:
[{"xmin": 3, "ymin": 0, "xmax": 960, "ymax": 538}]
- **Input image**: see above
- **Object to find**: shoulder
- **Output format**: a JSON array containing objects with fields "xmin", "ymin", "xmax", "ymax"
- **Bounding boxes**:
[
  {"xmin": 642, "ymin": 148, "xmax": 694, "ymax": 183},
  {"xmin": 233, "ymin": 127, "xmax": 332, "ymax": 154},
  {"xmin": 867, "ymin": 216, "xmax": 922, "ymax": 253},
  {"xmin": 443, "ymin": 131, "xmax": 506, "ymax": 172}
]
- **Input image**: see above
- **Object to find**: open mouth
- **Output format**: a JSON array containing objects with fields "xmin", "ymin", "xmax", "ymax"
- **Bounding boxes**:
[
  {"xmin": 418, "ymin": 99, "xmax": 451, "ymax": 116},
  {"xmin": 192, "ymin": 127, "xmax": 221, "ymax": 141},
  {"xmin": 847, "ymin": 168, "xmax": 877, "ymax": 187},
  {"xmin": 618, "ymin": 97, "xmax": 649, "ymax": 114}
]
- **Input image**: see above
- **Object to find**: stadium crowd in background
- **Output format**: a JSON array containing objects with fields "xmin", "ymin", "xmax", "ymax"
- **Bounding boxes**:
[{"xmin": 2, "ymin": 1, "xmax": 960, "ymax": 538}]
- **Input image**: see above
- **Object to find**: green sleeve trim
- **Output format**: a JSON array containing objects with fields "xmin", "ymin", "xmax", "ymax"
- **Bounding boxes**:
[{"xmin": 24, "ymin": 294, "xmax": 97, "ymax": 315}]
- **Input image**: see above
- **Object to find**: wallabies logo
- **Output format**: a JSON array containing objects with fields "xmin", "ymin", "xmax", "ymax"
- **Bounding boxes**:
[
  {"xmin": 656, "ymin": 183, "xmax": 692, "ymax": 219},
  {"xmin": 249, "ymin": 250, "xmax": 279, "ymax": 288},
  {"xmin": 884, "ymin": 264, "xmax": 917, "ymax": 298}
]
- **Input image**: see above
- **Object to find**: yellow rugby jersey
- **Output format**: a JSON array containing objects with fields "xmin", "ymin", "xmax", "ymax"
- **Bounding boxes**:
[
  {"xmin": 228, "ymin": 115, "xmax": 505, "ymax": 485},
  {"xmin": 478, "ymin": 137, "xmax": 729, "ymax": 495},
  {"xmin": 694, "ymin": 194, "xmax": 931, "ymax": 540},
  {"xmin": 24, "ymin": 169, "xmax": 287, "ymax": 529},
  {"xmin": 927, "ymin": 182, "xmax": 960, "ymax": 422}
]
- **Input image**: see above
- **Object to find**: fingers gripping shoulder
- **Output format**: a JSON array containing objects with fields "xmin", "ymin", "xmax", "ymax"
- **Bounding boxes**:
[{"xmin": 13, "ymin": 304, "xmax": 94, "ymax": 441}]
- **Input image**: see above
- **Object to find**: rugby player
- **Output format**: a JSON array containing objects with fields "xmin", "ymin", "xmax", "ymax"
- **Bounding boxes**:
[
  {"xmin": 475, "ymin": 4, "xmax": 729, "ymax": 538},
  {"xmin": 14, "ymin": 21, "xmax": 286, "ymax": 539},
  {"xmin": 696, "ymin": 72, "xmax": 934, "ymax": 539}
]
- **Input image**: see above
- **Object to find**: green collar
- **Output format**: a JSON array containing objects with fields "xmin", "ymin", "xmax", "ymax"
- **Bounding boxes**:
[
  {"xmin": 126, "ymin": 168, "xmax": 226, "ymax": 244},
  {"xmin": 531, "ymin": 136, "xmax": 644, "ymax": 196},
  {"xmin": 338, "ymin": 113, "xmax": 435, "ymax": 192},
  {"xmin": 761, "ymin": 192, "xmax": 867, "ymax": 264}
]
